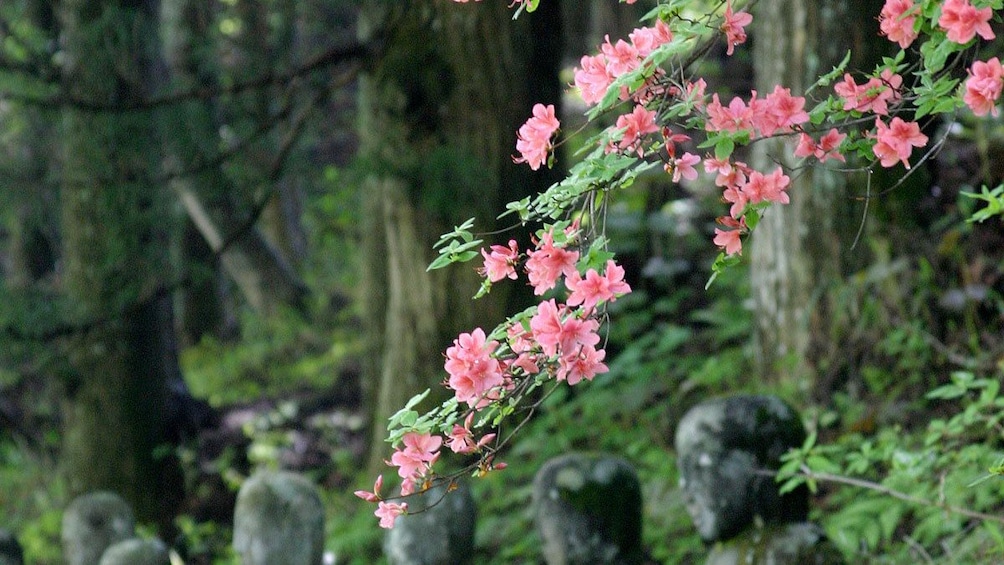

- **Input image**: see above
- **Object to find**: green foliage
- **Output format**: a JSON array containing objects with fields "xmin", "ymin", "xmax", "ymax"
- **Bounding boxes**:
[
  {"xmin": 963, "ymin": 184, "xmax": 1004, "ymax": 224},
  {"xmin": 180, "ymin": 307, "xmax": 359, "ymax": 406},
  {"xmin": 778, "ymin": 371, "xmax": 1004, "ymax": 562},
  {"xmin": 0, "ymin": 440, "xmax": 65, "ymax": 565},
  {"xmin": 174, "ymin": 515, "xmax": 237, "ymax": 565},
  {"xmin": 428, "ymin": 218, "xmax": 482, "ymax": 272}
]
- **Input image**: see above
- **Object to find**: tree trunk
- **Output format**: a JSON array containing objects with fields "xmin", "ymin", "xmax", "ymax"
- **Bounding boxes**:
[
  {"xmin": 749, "ymin": 0, "xmax": 884, "ymax": 386},
  {"xmin": 358, "ymin": 0, "xmax": 563, "ymax": 470},
  {"xmin": 160, "ymin": 0, "xmax": 309, "ymax": 319},
  {"xmin": 58, "ymin": 0, "xmax": 183, "ymax": 528}
]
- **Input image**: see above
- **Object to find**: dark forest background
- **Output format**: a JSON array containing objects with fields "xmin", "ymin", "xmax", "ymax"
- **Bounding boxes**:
[{"xmin": 1, "ymin": 0, "xmax": 1002, "ymax": 563}]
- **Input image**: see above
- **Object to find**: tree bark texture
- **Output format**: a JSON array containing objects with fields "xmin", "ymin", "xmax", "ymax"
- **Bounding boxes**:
[
  {"xmin": 58, "ymin": 0, "xmax": 183, "ymax": 527},
  {"xmin": 358, "ymin": 0, "xmax": 563, "ymax": 469},
  {"xmin": 749, "ymin": 0, "xmax": 885, "ymax": 386}
]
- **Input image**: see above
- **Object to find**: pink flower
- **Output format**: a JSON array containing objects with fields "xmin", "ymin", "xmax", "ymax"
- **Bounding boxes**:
[
  {"xmin": 530, "ymin": 299, "xmax": 564, "ymax": 357},
  {"xmin": 615, "ymin": 105, "xmax": 659, "ymax": 154},
  {"xmin": 704, "ymin": 156, "xmax": 732, "ymax": 176},
  {"xmin": 557, "ymin": 316, "xmax": 601, "ymax": 355},
  {"xmin": 525, "ymin": 231, "xmax": 579, "ymax": 295},
  {"xmin": 574, "ymin": 54, "xmax": 614, "ymax": 106},
  {"xmin": 879, "ymin": 0, "xmax": 920, "ymax": 48},
  {"xmin": 705, "ymin": 94, "xmax": 754, "ymax": 133},
  {"xmin": 557, "ymin": 345, "xmax": 608, "ymax": 385},
  {"xmin": 402, "ymin": 431, "xmax": 442, "ymax": 459},
  {"xmin": 721, "ymin": 185, "xmax": 748, "ymax": 219},
  {"xmin": 684, "ymin": 79, "xmax": 708, "ymax": 109},
  {"xmin": 389, "ymin": 432, "xmax": 442, "ymax": 481},
  {"xmin": 753, "ymin": 86, "xmax": 809, "ymax": 137},
  {"xmin": 964, "ymin": 57, "xmax": 1003, "ymax": 117},
  {"xmin": 514, "ymin": 104, "xmax": 560, "ymax": 170},
  {"xmin": 375, "ymin": 501, "xmax": 407, "ymax": 529},
  {"xmin": 793, "ymin": 128, "xmax": 847, "ymax": 163},
  {"xmin": 716, "ymin": 160, "xmax": 750, "ymax": 188},
  {"xmin": 713, "ymin": 216, "xmax": 746, "ymax": 256},
  {"xmin": 601, "ymin": 36, "xmax": 641, "ymax": 77},
  {"xmin": 721, "ymin": 1, "xmax": 753, "ymax": 56},
  {"xmin": 506, "ymin": 350, "xmax": 540, "ymax": 375},
  {"xmin": 871, "ymin": 117, "xmax": 928, "ymax": 169},
  {"xmin": 507, "ymin": 322, "xmax": 535, "ymax": 354},
  {"xmin": 446, "ymin": 413, "xmax": 496, "ymax": 454},
  {"xmin": 742, "ymin": 167, "xmax": 791, "ymax": 205},
  {"xmin": 565, "ymin": 260, "xmax": 631, "ymax": 310},
  {"xmin": 445, "ymin": 328, "xmax": 504, "ymax": 408},
  {"xmin": 666, "ymin": 152, "xmax": 701, "ymax": 182},
  {"xmin": 834, "ymin": 71, "xmax": 902, "ymax": 115},
  {"xmin": 354, "ymin": 475, "xmax": 384, "ymax": 502},
  {"xmin": 629, "ymin": 20, "xmax": 673, "ymax": 57},
  {"xmin": 480, "ymin": 240, "xmax": 520, "ymax": 282},
  {"xmin": 938, "ymin": 0, "xmax": 994, "ymax": 44}
]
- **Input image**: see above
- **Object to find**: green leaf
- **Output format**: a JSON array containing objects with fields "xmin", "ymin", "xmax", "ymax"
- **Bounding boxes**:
[
  {"xmin": 714, "ymin": 137, "xmax": 735, "ymax": 160},
  {"xmin": 778, "ymin": 476, "xmax": 806, "ymax": 495},
  {"xmin": 499, "ymin": 196, "xmax": 531, "ymax": 222},
  {"xmin": 403, "ymin": 389, "xmax": 430, "ymax": 410},
  {"xmin": 427, "ymin": 254, "xmax": 454, "ymax": 271},
  {"xmin": 433, "ymin": 218, "xmax": 477, "ymax": 250},
  {"xmin": 743, "ymin": 207, "xmax": 761, "ymax": 230},
  {"xmin": 962, "ymin": 184, "xmax": 1004, "ymax": 223}
]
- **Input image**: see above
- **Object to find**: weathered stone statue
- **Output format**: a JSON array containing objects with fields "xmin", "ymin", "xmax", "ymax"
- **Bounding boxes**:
[
  {"xmin": 98, "ymin": 538, "xmax": 170, "ymax": 565},
  {"xmin": 61, "ymin": 491, "xmax": 136, "ymax": 565},
  {"xmin": 533, "ymin": 453, "xmax": 643, "ymax": 565},
  {"xmin": 383, "ymin": 481, "xmax": 476, "ymax": 565},
  {"xmin": 233, "ymin": 470, "xmax": 326, "ymax": 565},
  {"xmin": 675, "ymin": 395, "xmax": 844, "ymax": 565}
]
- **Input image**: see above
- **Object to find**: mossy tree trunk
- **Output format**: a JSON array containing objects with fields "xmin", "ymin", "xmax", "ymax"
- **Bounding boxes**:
[
  {"xmin": 358, "ymin": 1, "xmax": 563, "ymax": 469},
  {"xmin": 749, "ymin": 0, "xmax": 885, "ymax": 386},
  {"xmin": 58, "ymin": 0, "xmax": 182, "ymax": 528}
]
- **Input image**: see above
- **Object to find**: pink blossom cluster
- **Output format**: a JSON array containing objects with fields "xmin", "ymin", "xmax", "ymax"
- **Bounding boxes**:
[
  {"xmin": 389, "ymin": 432, "xmax": 441, "ymax": 490},
  {"xmin": 720, "ymin": 1, "xmax": 753, "ymax": 56},
  {"xmin": 705, "ymin": 86, "xmax": 810, "ymax": 137},
  {"xmin": 525, "ymin": 231, "xmax": 580, "ymax": 294},
  {"xmin": 871, "ymin": 117, "xmax": 929, "ymax": 169},
  {"xmin": 710, "ymin": 160, "xmax": 792, "ymax": 256},
  {"xmin": 834, "ymin": 70, "xmax": 903, "ymax": 115},
  {"xmin": 613, "ymin": 105, "xmax": 660, "ymax": 155},
  {"xmin": 876, "ymin": 0, "xmax": 999, "ymax": 120},
  {"xmin": 938, "ymin": 0, "xmax": 995, "ymax": 44},
  {"xmin": 879, "ymin": 0, "xmax": 920, "ymax": 48},
  {"xmin": 964, "ymin": 57, "xmax": 1003, "ymax": 117},
  {"xmin": 483, "ymin": 229, "xmax": 628, "ymax": 387},
  {"xmin": 445, "ymin": 328, "xmax": 506, "ymax": 408},
  {"xmin": 514, "ymin": 103, "xmax": 560, "ymax": 170},
  {"xmin": 355, "ymin": 430, "xmax": 445, "ymax": 528},
  {"xmin": 793, "ymin": 129, "xmax": 847, "ymax": 163},
  {"xmin": 573, "ymin": 20, "xmax": 674, "ymax": 105},
  {"xmin": 364, "ymin": 227, "xmax": 631, "ymax": 528}
]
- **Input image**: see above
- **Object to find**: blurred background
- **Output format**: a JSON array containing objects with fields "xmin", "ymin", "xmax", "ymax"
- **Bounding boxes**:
[{"xmin": 1, "ymin": 0, "xmax": 1002, "ymax": 563}]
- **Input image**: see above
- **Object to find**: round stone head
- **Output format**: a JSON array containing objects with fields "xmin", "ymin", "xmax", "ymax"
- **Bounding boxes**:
[{"xmin": 674, "ymin": 395, "xmax": 809, "ymax": 542}]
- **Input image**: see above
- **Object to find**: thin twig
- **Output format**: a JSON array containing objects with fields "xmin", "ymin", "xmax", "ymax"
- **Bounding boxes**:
[
  {"xmin": 2, "ymin": 39, "xmax": 371, "ymax": 112},
  {"xmin": 850, "ymin": 169, "xmax": 871, "ymax": 250},
  {"xmin": 800, "ymin": 465, "xmax": 1004, "ymax": 525}
]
